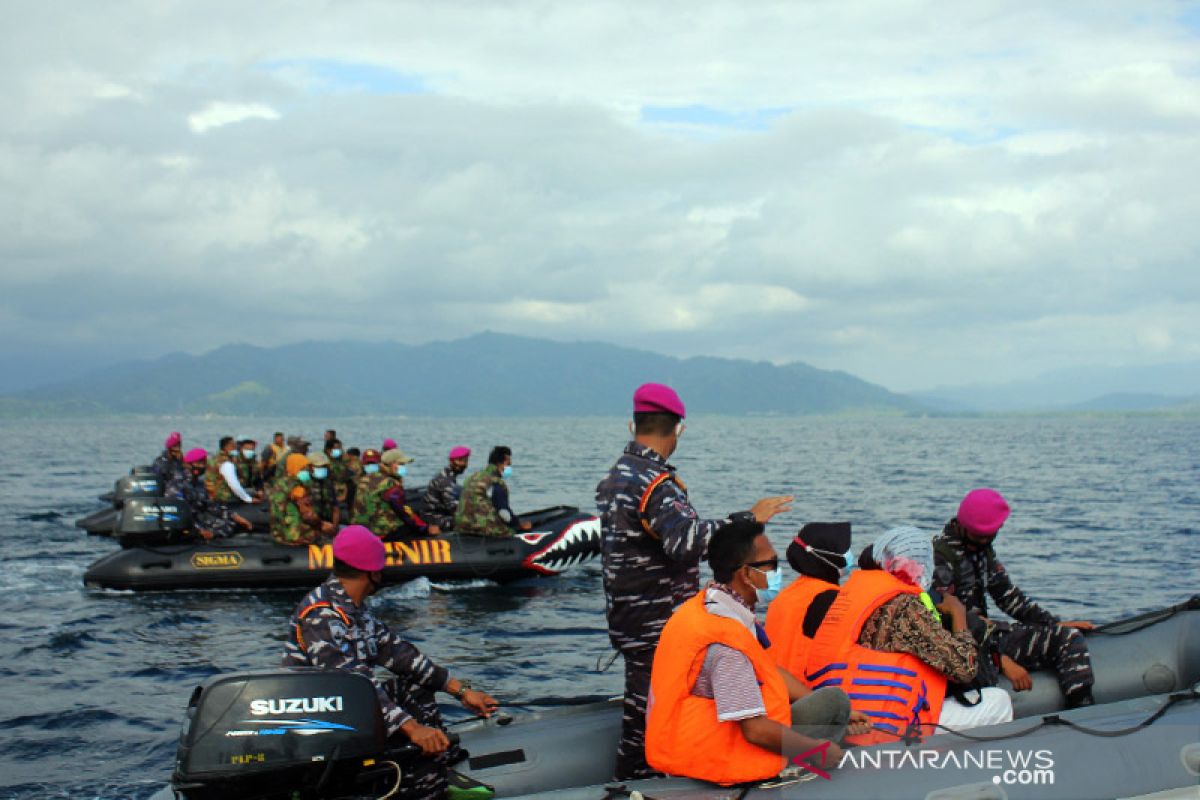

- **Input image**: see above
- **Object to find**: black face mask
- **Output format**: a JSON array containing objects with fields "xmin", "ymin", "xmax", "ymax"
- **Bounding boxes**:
[{"xmin": 366, "ymin": 571, "xmax": 383, "ymax": 596}]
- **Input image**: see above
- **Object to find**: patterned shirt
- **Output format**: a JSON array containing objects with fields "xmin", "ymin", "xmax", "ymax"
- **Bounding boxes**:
[
  {"xmin": 164, "ymin": 471, "xmax": 235, "ymax": 538},
  {"xmin": 597, "ymin": 441, "xmax": 755, "ymax": 652},
  {"xmin": 152, "ymin": 450, "xmax": 186, "ymax": 488},
  {"xmin": 281, "ymin": 575, "xmax": 449, "ymax": 735},
  {"xmin": 422, "ymin": 466, "xmax": 460, "ymax": 529},
  {"xmin": 931, "ymin": 520, "xmax": 1059, "ymax": 627},
  {"xmin": 691, "ymin": 584, "xmax": 767, "ymax": 722},
  {"xmin": 858, "ymin": 594, "xmax": 978, "ymax": 684}
]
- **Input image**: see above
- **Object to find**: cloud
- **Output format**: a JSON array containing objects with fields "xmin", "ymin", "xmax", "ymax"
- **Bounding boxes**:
[
  {"xmin": 1, "ymin": 1, "xmax": 1199, "ymax": 393},
  {"xmin": 188, "ymin": 102, "xmax": 280, "ymax": 133}
]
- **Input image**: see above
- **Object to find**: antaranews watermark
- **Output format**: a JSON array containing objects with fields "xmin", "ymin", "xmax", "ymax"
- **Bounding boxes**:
[{"xmin": 791, "ymin": 746, "xmax": 1055, "ymax": 786}]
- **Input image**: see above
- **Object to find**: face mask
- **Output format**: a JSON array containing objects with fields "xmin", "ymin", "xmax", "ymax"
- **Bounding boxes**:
[
  {"xmin": 296, "ymin": 471, "xmax": 312, "ymax": 484},
  {"xmin": 396, "ymin": 465, "xmax": 408, "ymax": 478},
  {"xmin": 756, "ymin": 567, "xmax": 783, "ymax": 605},
  {"xmin": 330, "ymin": 449, "xmax": 342, "ymax": 459},
  {"xmin": 501, "ymin": 465, "xmax": 513, "ymax": 479},
  {"xmin": 241, "ymin": 449, "xmax": 256, "ymax": 460},
  {"xmin": 313, "ymin": 467, "xmax": 329, "ymax": 480},
  {"xmin": 841, "ymin": 548, "xmax": 854, "ymax": 578},
  {"xmin": 364, "ymin": 464, "xmax": 380, "ymax": 475}
]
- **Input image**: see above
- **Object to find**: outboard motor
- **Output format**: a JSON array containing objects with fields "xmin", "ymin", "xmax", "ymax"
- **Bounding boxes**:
[
  {"xmin": 111, "ymin": 473, "xmax": 163, "ymax": 509},
  {"xmin": 172, "ymin": 670, "xmax": 392, "ymax": 800},
  {"xmin": 115, "ymin": 497, "xmax": 193, "ymax": 547}
]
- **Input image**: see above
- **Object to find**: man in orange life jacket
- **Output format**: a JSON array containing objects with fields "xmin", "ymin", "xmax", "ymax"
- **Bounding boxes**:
[
  {"xmin": 806, "ymin": 526, "xmax": 1012, "ymax": 746},
  {"xmin": 647, "ymin": 520, "xmax": 869, "ymax": 786},
  {"xmin": 597, "ymin": 382, "xmax": 794, "ymax": 779},
  {"xmin": 765, "ymin": 522, "xmax": 854, "ymax": 680}
]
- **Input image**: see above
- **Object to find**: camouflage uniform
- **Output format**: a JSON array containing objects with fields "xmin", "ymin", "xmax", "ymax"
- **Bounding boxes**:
[
  {"xmin": 595, "ymin": 441, "xmax": 756, "ymax": 779},
  {"xmin": 932, "ymin": 519, "xmax": 1095, "ymax": 707},
  {"xmin": 269, "ymin": 477, "xmax": 326, "ymax": 546},
  {"xmin": 309, "ymin": 475, "xmax": 340, "ymax": 525},
  {"xmin": 282, "ymin": 575, "xmax": 454, "ymax": 800},
  {"xmin": 235, "ymin": 454, "xmax": 261, "ymax": 493},
  {"xmin": 165, "ymin": 471, "xmax": 236, "ymax": 538},
  {"xmin": 455, "ymin": 464, "xmax": 518, "ymax": 538},
  {"xmin": 329, "ymin": 456, "xmax": 355, "ymax": 509},
  {"xmin": 352, "ymin": 471, "xmax": 403, "ymax": 535},
  {"xmin": 151, "ymin": 449, "xmax": 186, "ymax": 487},
  {"xmin": 422, "ymin": 465, "xmax": 461, "ymax": 530},
  {"xmin": 204, "ymin": 451, "xmax": 236, "ymax": 503}
]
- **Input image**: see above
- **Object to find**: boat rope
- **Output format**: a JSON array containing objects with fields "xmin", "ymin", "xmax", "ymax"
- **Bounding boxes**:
[
  {"xmin": 1087, "ymin": 595, "xmax": 1200, "ymax": 636},
  {"xmin": 375, "ymin": 760, "xmax": 403, "ymax": 799}
]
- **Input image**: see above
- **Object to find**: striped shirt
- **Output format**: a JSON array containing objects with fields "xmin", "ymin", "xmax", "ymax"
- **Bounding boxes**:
[{"xmin": 691, "ymin": 585, "xmax": 767, "ymax": 722}]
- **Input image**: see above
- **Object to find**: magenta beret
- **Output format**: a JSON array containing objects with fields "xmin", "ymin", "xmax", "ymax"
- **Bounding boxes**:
[
  {"xmin": 957, "ymin": 488, "xmax": 1010, "ymax": 536},
  {"xmin": 632, "ymin": 382, "xmax": 686, "ymax": 418}
]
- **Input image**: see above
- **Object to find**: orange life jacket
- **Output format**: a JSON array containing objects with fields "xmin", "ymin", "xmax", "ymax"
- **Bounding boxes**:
[
  {"xmin": 646, "ymin": 592, "xmax": 791, "ymax": 785},
  {"xmin": 805, "ymin": 570, "xmax": 946, "ymax": 745},
  {"xmin": 764, "ymin": 575, "xmax": 838, "ymax": 681}
]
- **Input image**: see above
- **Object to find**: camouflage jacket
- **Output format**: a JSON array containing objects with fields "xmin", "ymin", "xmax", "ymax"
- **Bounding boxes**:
[
  {"xmin": 269, "ymin": 476, "xmax": 325, "ymax": 546},
  {"xmin": 931, "ymin": 519, "xmax": 1059, "ymax": 627},
  {"xmin": 235, "ymin": 455, "xmax": 261, "ymax": 493},
  {"xmin": 165, "ymin": 472, "xmax": 235, "ymax": 538},
  {"xmin": 596, "ymin": 441, "xmax": 755, "ymax": 652},
  {"xmin": 281, "ymin": 575, "xmax": 449, "ymax": 736},
  {"xmin": 422, "ymin": 466, "xmax": 460, "ymax": 529},
  {"xmin": 309, "ymin": 477, "xmax": 340, "ymax": 524},
  {"xmin": 455, "ymin": 464, "xmax": 516, "ymax": 538},
  {"xmin": 152, "ymin": 450, "xmax": 186, "ymax": 487},
  {"xmin": 204, "ymin": 451, "xmax": 235, "ymax": 503},
  {"xmin": 352, "ymin": 471, "xmax": 402, "ymax": 535},
  {"xmin": 329, "ymin": 457, "xmax": 355, "ymax": 505}
]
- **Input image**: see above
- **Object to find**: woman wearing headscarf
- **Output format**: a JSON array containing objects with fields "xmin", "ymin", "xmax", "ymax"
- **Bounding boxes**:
[{"xmin": 805, "ymin": 526, "xmax": 1012, "ymax": 744}]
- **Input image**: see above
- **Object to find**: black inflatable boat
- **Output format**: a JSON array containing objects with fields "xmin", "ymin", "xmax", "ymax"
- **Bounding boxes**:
[
  {"xmin": 83, "ymin": 498, "xmax": 601, "ymax": 591},
  {"xmin": 76, "ymin": 467, "xmax": 269, "ymax": 535}
]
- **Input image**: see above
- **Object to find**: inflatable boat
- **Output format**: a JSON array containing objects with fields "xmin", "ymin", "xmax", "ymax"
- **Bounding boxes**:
[
  {"xmin": 83, "ymin": 499, "xmax": 602, "ymax": 591},
  {"xmin": 151, "ymin": 596, "xmax": 1200, "ymax": 799}
]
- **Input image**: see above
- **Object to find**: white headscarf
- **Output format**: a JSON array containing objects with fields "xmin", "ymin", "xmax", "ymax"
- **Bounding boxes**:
[{"xmin": 872, "ymin": 526, "xmax": 935, "ymax": 591}]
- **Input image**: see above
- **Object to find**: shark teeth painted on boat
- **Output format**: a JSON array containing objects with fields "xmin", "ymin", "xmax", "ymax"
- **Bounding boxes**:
[{"xmin": 522, "ymin": 517, "xmax": 602, "ymax": 575}]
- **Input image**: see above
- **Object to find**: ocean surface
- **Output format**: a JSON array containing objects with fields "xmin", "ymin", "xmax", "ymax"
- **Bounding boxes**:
[{"xmin": 0, "ymin": 415, "xmax": 1197, "ymax": 798}]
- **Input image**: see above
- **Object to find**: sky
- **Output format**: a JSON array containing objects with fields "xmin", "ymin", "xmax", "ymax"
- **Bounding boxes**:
[{"xmin": 2, "ymin": 1, "xmax": 1199, "ymax": 394}]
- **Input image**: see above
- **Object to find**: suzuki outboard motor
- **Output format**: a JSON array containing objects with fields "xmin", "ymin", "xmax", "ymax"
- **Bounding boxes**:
[
  {"xmin": 112, "ymin": 473, "xmax": 163, "ymax": 509},
  {"xmin": 116, "ymin": 498, "xmax": 193, "ymax": 547},
  {"xmin": 172, "ymin": 670, "xmax": 388, "ymax": 800}
]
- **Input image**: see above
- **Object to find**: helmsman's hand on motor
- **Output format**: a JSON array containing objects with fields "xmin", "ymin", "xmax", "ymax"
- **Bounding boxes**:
[
  {"xmin": 461, "ymin": 689, "xmax": 500, "ymax": 718},
  {"xmin": 400, "ymin": 720, "xmax": 450, "ymax": 755}
]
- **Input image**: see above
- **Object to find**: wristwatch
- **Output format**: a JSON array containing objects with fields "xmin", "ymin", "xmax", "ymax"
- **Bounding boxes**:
[{"xmin": 452, "ymin": 680, "xmax": 472, "ymax": 700}]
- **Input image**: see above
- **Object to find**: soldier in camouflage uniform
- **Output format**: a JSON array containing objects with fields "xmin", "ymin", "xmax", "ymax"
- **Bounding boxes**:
[
  {"xmin": 204, "ymin": 436, "xmax": 238, "ymax": 502},
  {"xmin": 283, "ymin": 526, "xmax": 499, "ymax": 800},
  {"xmin": 325, "ymin": 437, "xmax": 356, "ymax": 513},
  {"xmin": 595, "ymin": 383, "xmax": 793, "ymax": 779},
  {"xmin": 270, "ymin": 454, "xmax": 335, "ymax": 546},
  {"xmin": 455, "ymin": 446, "xmax": 531, "ymax": 538},
  {"xmin": 424, "ymin": 446, "xmax": 470, "ymax": 530},
  {"xmin": 152, "ymin": 431, "xmax": 187, "ymax": 487},
  {"xmin": 234, "ymin": 437, "xmax": 263, "ymax": 495},
  {"xmin": 353, "ymin": 449, "xmax": 435, "ymax": 537},
  {"xmin": 307, "ymin": 451, "xmax": 340, "ymax": 526},
  {"xmin": 166, "ymin": 448, "xmax": 251, "ymax": 539},
  {"xmin": 932, "ymin": 488, "xmax": 1096, "ymax": 708}
]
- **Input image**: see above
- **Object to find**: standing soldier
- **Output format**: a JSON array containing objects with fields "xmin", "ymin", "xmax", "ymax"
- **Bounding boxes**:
[
  {"xmin": 269, "ymin": 454, "xmax": 335, "ymax": 546},
  {"xmin": 424, "ymin": 446, "xmax": 470, "ymax": 530},
  {"xmin": 595, "ymin": 383, "xmax": 793, "ymax": 780},
  {"xmin": 932, "ymin": 488, "xmax": 1096, "ymax": 708}
]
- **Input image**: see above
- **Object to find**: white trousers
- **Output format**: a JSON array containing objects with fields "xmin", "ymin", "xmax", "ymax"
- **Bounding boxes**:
[{"xmin": 938, "ymin": 687, "xmax": 1013, "ymax": 730}]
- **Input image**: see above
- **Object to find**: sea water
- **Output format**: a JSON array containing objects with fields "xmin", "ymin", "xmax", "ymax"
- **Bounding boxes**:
[{"xmin": 0, "ymin": 415, "xmax": 1197, "ymax": 798}]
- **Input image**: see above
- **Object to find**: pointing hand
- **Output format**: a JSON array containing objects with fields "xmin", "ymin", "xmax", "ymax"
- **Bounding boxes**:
[{"xmin": 750, "ymin": 496, "xmax": 794, "ymax": 523}]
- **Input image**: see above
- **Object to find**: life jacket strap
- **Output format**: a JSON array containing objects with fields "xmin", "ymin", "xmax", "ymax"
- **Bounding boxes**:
[
  {"xmin": 293, "ymin": 600, "xmax": 352, "ymax": 655},
  {"xmin": 637, "ymin": 472, "xmax": 685, "ymax": 539}
]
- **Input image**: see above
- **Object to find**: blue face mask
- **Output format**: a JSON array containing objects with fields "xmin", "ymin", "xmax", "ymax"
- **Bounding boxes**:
[
  {"xmin": 841, "ymin": 548, "xmax": 854, "ymax": 577},
  {"xmin": 396, "ymin": 465, "xmax": 408, "ymax": 478},
  {"xmin": 501, "ymin": 465, "xmax": 513, "ymax": 479},
  {"xmin": 756, "ymin": 567, "xmax": 783, "ymax": 605},
  {"xmin": 296, "ymin": 470, "xmax": 311, "ymax": 484},
  {"xmin": 330, "ymin": 449, "xmax": 342, "ymax": 459},
  {"xmin": 364, "ymin": 464, "xmax": 380, "ymax": 475},
  {"xmin": 241, "ymin": 449, "xmax": 256, "ymax": 460},
  {"xmin": 313, "ymin": 467, "xmax": 329, "ymax": 480}
]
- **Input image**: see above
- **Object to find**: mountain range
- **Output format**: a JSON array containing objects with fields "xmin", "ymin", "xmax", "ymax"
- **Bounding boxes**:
[{"xmin": 0, "ymin": 333, "xmax": 925, "ymax": 417}]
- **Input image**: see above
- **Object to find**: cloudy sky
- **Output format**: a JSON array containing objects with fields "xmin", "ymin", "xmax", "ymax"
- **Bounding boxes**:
[{"xmin": 3, "ymin": 1, "xmax": 1199, "ymax": 393}]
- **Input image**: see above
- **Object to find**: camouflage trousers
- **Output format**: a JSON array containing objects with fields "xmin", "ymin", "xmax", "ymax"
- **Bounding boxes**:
[
  {"xmin": 615, "ymin": 649, "xmax": 663, "ymax": 781},
  {"xmin": 994, "ymin": 622, "xmax": 1094, "ymax": 707},
  {"xmin": 383, "ymin": 677, "xmax": 463, "ymax": 799}
]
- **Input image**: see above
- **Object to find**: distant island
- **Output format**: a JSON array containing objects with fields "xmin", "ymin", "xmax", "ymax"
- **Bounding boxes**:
[{"xmin": 0, "ymin": 333, "xmax": 927, "ymax": 418}]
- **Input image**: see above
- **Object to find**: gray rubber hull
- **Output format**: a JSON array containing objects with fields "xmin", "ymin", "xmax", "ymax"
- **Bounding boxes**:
[{"xmin": 454, "ymin": 597, "xmax": 1200, "ymax": 799}]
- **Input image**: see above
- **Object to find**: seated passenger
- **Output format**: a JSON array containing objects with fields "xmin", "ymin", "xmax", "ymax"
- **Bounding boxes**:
[
  {"xmin": 646, "ymin": 520, "xmax": 868, "ymax": 786},
  {"xmin": 307, "ymin": 451, "xmax": 340, "ymax": 527},
  {"xmin": 166, "ymin": 448, "xmax": 252, "ymax": 539},
  {"xmin": 269, "ymin": 454, "xmax": 335, "ymax": 546},
  {"xmin": 152, "ymin": 431, "xmax": 187, "ymax": 487},
  {"xmin": 423, "ymin": 446, "xmax": 470, "ymax": 530},
  {"xmin": 282, "ymin": 526, "xmax": 499, "ymax": 799},
  {"xmin": 765, "ymin": 522, "xmax": 853, "ymax": 680},
  {"xmin": 381, "ymin": 449, "xmax": 438, "ymax": 537},
  {"xmin": 325, "ymin": 437, "xmax": 355, "ymax": 511},
  {"xmin": 352, "ymin": 449, "xmax": 436, "ymax": 538},
  {"xmin": 234, "ymin": 436, "xmax": 263, "ymax": 497},
  {"xmin": 455, "ymin": 446, "xmax": 532, "ymax": 537},
  {"xmin": 259, "ymin": 431, "xmax": 285, "ymax": 483},
  {"xmin": 806, "ymin": 526, "xmax": 1012, "ymax": 744},
  {"xmin": 205, "ymin": 435, "xmax": 255, "ymax": 505}
]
